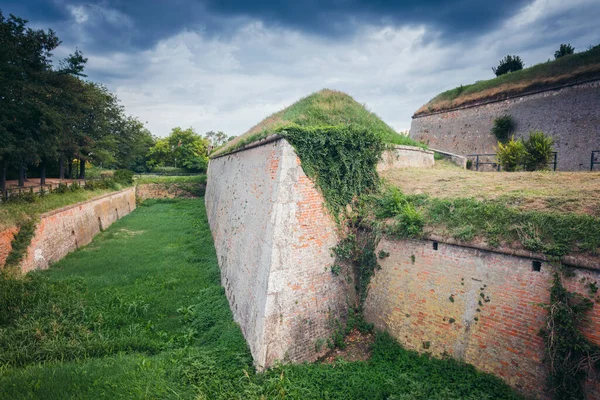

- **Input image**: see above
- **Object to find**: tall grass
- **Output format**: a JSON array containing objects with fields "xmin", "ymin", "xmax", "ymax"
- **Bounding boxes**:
[{"xmin": 0, "ymin": 199, "xmax": 521, "ymax": 399}]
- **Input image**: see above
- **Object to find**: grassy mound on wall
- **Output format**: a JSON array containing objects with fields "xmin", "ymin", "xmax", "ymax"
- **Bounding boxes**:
[
  {"xmin": 212, "ymin": 89, "xmax": 425, "ymax": 157},
  {"xmin": 415, "ymin": 45, "xmax": 600, "ymax": 115}
]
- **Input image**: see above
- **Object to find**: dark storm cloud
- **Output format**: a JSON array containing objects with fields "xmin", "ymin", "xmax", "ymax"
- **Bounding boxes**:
[{"xmin": 1, "ymin": 0, "xmax": 533, "ymax": 53}]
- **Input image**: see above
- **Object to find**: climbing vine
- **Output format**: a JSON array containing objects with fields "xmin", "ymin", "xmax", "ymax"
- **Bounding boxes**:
[{"xmin": 540, "ymin": 269, "xmax": 600, "ymax": 400}]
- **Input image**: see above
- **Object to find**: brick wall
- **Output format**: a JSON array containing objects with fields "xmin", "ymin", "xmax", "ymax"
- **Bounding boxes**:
[
  {"xmin": 411, "ymin": 80, "xmax": 600, "ymax": 171},
  {"xmin": 377, "ymin": 145, "xmax": 435, "ymax": 172},
  {"xmin": 19, "ymin": 188, "xmax": 136, "ymax": 273},
  {"xmin": 0, "ymin": 226, "xmax": 19, "ymax": 267},
  {"xmin": 136, "ymin": 183, "xmax": 205, "ymax": 201},
  {"xmin": 364, "ymin": 237, "xmax": 600, "ymax": 399},
  {"xmin": 206, "ymin": 138, "xmax": 352, "ymax": 369}
]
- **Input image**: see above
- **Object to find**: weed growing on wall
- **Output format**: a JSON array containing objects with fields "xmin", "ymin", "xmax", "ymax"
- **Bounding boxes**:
[
  {"xmin": 540, "ymin": 270, "xmax": 600, "ymax": 400},
  {"xmin": 280, "ymin": 124, "xmax": 385, "ymax": 218},
  {"xmin": 4, "ymin": 219, "xmax": 36, "ymax": 268}
]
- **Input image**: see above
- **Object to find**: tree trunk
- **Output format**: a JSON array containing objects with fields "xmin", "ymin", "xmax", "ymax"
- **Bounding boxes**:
[
  {"xmin": 1, "ymin": 160, "xmax": 6, "ymax": 192},
  {"xmin": 79, "ymin": 158, "xmax": 85, "ymax": 180},
  {"xmin": 67, "ymin": 159, "xmax": 73, "ymax": 179},
  {"xmin": 59, "ymin": 156, "xmax": 65, "ymax": 179},
  {"xmin": 40, "ymin": 160, "xmax": 46, "ymax": 186},
  {"xmin": 24, "ymin": 166, "xmax": 28, "ymax": 182},
  {"xmin": 18, "ymin": 164, "xmax": 25, "ymax": 187}
]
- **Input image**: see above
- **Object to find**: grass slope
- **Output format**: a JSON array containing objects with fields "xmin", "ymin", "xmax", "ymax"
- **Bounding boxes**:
[
  {"xmin": 0, "ymin": 199, "xmax": 521, "ymax": 399},
  {"xmin": 0, "ymin": 188, "xmax": 117, "ymax": 231},
  {"xmin": 416, "ymin": 45, "xmax": 600, "ymax": 115},
  {"xmin": 213, "ymin": 89, "xmax": 424, "ymax": 157}
]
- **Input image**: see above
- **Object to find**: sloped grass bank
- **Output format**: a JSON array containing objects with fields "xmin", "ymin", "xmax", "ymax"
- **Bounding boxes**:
[{"xmin": 0, "ymin": 199, "xmax": 521, "ymax": 399}]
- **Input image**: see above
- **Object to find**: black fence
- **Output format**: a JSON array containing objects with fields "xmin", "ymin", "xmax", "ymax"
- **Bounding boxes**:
[
  {"xmin": 467, "ymin": 152, "xmax": 558, "ymax": 171},
  {"xmin": 591, "ymin": 151, "xmax": 600, "ymax": 171}
]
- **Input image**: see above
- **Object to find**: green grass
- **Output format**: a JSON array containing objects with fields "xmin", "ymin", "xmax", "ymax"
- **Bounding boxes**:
[
  {"xmin": 371, "ymin": 186, "xmax": 600, "ymax": 257},
  {"xmin": 0, "ymin": 188, "xmax": 118, "ymax": 231},
  {"xmin": 134, "ymin": 174, "xmax": 207, "ymax": 184},
  {"xmin": 0, "ymin": 199, "xmax": 521, "ymax": 399},
  {"xmin": 417, "ymin": 45, "xmax": 600, "ymax": 115},
  {"xmin": 213, "ymin": 89, "xmax": 425, "ymax": 157}
]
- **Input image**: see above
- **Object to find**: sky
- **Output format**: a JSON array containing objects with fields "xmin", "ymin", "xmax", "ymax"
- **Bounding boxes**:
[{"xmin": 2, "ymin": 0, "xmax": 599, "ymax": 137}]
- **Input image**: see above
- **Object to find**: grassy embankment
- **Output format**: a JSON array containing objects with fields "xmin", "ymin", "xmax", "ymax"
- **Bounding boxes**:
[
  {"xmin": 212, "ymin": 89, "xmax": 425, "ymax": 157},
  {"xmin": 416, "ymin": 45, "xmax": 600, "ymax": 115},
  {"xmin": 375, "ymin": 161, "xmax": 600, "ymax": 258},
  {"xmin": 0, "ymin": 199, "xmax": 521, "ymax": 399},
  {"xmin": 0, "ymin": 188, "xmax": 119, "ymax": 231}
]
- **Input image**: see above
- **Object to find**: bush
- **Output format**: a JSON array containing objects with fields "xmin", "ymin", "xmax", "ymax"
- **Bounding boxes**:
[
  {"xmin": 491, "ymin": 115, "xmax": 514, "ymax": 143},
  {"xmin": 113, "ymin": 169, "xmax": 134, "ymax": 185},
  {"xmin": 492, "ymin": 55, "xmax": 524, "ymax": 76},
  {"xmin": 497, "ymin": 137, "xmax": 526, "ymax": 171},
  {"xmin": 555, "ymin": 43, "xmax": 575, "ymax": 59},
  {"xmin": 150, "ymin": 166, "xmax": 189, "ymax": 175},
  {"xmin": 523, "ymin": 131, "xmax": 555, "ymax": 171}
]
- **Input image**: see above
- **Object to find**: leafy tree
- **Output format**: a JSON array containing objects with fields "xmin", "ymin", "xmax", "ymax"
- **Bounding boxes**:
[
  {"xmin": 492, "ymin": 55, "xmax": 524, "ymax": 76},
  {"xmin": 204, "ymin": 131, "xmax": 229, "ymax": 148},
  {"xmin": 554, "ymin": 43, "xmax": 575, "ymax": 59},
  {"xmin": 147, "ymin": 128, "xmax": 209, "ymax": 172}
]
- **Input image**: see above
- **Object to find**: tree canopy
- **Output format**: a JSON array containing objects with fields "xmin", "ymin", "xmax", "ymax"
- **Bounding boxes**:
[
  {"xmin": 492, "ymin": 55, "xmax": 524, "ymax": 77},
  {"xmin": 0, "ymin": 11, "xmax": 154, "ymax": 188}
]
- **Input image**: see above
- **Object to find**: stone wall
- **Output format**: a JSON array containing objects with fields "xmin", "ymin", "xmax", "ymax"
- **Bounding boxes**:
[
  {"xmin": 364, "ymin": 237, "xmax": 600, "ymax": 399},
  {"xmin": 411, "ymin": 80, "xmax": 600, "ymax": 171},
  {"xmin": 136, "ymin": 183, "xmax": 205, "ymax": 201},
  {"xmin": 377, "ymin": 145, "xmax": 434, "ymax": 172},
  {"xmin": 19, "ymin": 188, "xmax": 136, "ymax": 273},
  {"xmin": 205, "ymin": 137, "xmax": 352, "ymax": 369}
]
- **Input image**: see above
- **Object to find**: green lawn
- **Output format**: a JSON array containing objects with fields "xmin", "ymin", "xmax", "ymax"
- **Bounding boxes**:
[{"xmin": 0, "ymin": 199, "xmax": 521, "ymax": 399}]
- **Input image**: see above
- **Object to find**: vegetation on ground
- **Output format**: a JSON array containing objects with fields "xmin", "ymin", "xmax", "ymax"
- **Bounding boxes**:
[
  {"xmin": 0, "ymin": 199, "xmax": 522, "ymax": 399},
  {"xmin": 366, "ymin": 185, "xmax": 600, "ymax": 258},
  {"xmin": 416, "ymin": 44, "xmax": 600, "ymax": 115},
  {"xmin": 381, "ymin": 163, "xmax": 600, "ymax": 217},
  {"xmin": 134, "ymin": 174, "xmax": 207, "ymax": 185},
  {"xmin": 212, "ymin": 89, "xmax": 425, "ymax": 157},
  {"xmin": 492, "ymin": 55, "xmax": 524, "ymax": 77},
  {"xmin": 0, "ymin": 187, "xmax": 118, "ymax": 231},
  {"xmin": 496, "ymin": 131, "xmax": 555, "ymax": 172}
]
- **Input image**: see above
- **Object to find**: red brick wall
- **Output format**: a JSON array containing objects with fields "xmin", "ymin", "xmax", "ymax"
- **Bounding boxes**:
[
  {"xmin": 0, "ymin": 226, "xmax": 19, "ymax": 268},
  {"xmin": 364, "ymin": 237, "xmax": 600, "ymax": 399}
]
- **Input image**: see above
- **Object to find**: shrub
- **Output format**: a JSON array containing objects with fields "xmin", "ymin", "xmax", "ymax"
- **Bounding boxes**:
[
  {"xmin": 113, "ymin": 169, "xmax": 134, "ymax": 185},
  {"xmin": 491, "ymin": 115, "xmax": 514, "ymax": 143},
  {"xmin": 554, "ymin": 43, "xmax": 575, "ymax": 59},
  {"xmin": 151, "ymin": 166, "xmax": 189, "ymax": 175},
  {"xmin": 497, "ymin": 137, "xmax": 526, "ymax": 172},
  {"xmin": 523, "ymin": 131, "xmax": 555, "ymax": 171},
  {"xmin": 492, "ymin": 55, "xmax": 524, "ymax": 76}
]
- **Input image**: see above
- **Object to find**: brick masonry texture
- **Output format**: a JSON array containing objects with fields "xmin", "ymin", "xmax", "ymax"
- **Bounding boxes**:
[
  {"xmin": 0, "ymin": 226, "xmax": 19, "ymax": 267},
  {"xmin": 205, "ymin": 138, "xmax": 352, "ymax": 369},
  {"xmin": 136, "ymin": 183, "xmax": 205, "ymax": 201},
  {"xmin": 377, "ymin": 145, "xmax": 435, "ymax": 172},
  {"xmin": 19, "ymin": 188, "xmax": 136, "ymax": 273},
  {"xmin": 411, "ymin": 80, "xmax": 600, "ymax": 171},
  {"xmin": 364, "ymin": 237, "xmax": 600, "ymax": 399}
]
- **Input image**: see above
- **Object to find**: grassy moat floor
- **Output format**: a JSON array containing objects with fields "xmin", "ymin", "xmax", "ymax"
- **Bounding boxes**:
[{"xmin": 0, "ymin": 199, "xmax": 521, "ymax": 399}]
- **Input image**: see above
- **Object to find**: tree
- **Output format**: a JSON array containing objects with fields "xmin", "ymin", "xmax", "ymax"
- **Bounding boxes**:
[
  {"xmin": 492, "ymin": 55, "xmax": 524, "ymax": 77},
  {"xmin": 204, "ymin": 130, "xmax": 229, "ymax": 148},
  {"xmin": 146, "ymin": 127, "xmax": 209, "ymax": 172},
  {"xmin": 554, "ymin": 43, "xmax": 575, "ymax": 59}
]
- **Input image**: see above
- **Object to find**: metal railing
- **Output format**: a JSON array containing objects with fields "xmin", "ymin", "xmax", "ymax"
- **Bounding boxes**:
[
  {"xmin": 467, "ymin": 152, "xmax": 558, "ymax": 171},
  {"xmin": 467, "ymin": 154, "xmax": 500, "ymax": 171},
  {"xmin": 591, "ymin": 151, "xmax": 600, "ymax": 171}
]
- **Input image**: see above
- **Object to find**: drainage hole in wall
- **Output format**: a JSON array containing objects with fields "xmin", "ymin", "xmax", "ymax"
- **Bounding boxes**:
[
  {"xmin": 532, "ymin": 260, "xmax": 542, "ymax": 272},
  {"xmin": 71, "ymin": 230, "xmax": 75, "ymax": 236},
  {"xmin": 433, "ymin": 241, "xmax": 439, "ymax": 251},
  {"xmin": 98, "ymin": 217, "xmax": 103, "ymax": 231}
]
